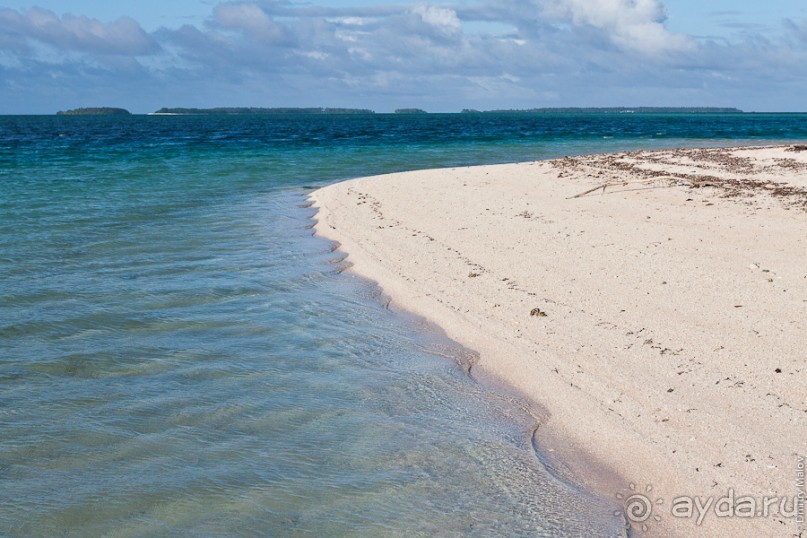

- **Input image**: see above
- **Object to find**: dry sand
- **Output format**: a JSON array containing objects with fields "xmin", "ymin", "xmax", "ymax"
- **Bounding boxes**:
[{"xmin": 311, "ymin": 145, "xmax": 807, "ymax": 537}]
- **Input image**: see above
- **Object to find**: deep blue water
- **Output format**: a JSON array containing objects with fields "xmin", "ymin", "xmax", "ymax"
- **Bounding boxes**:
[{"xmin": 2, "ymin": 113, "xmax": 806, "ymax": 537}]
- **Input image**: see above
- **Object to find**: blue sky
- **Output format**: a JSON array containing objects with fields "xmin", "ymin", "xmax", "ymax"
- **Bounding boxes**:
[{"xmin": 1, "ymin": 0, "xmax": 806, "ymax": 113}]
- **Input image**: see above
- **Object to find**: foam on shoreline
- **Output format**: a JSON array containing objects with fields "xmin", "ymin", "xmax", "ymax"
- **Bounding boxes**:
[{"xmin": 311, "ymin": 145, "xmax": 807, "ymax": 537}]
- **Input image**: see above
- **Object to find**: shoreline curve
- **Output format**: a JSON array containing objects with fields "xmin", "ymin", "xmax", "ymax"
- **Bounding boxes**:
[{"xmin": 310, "ymin": 145, "xmax": 807, "ymax": 537}]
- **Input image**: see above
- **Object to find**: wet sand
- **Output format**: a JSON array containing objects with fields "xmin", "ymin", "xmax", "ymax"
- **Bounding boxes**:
[{"xmin": 311, "ymin": 145, "xmax": 807, "ymax": 537}]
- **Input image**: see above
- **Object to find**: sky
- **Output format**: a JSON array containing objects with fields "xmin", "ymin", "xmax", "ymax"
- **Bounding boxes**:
[{"xmin": 1, "ymin": 0, "xmax": 806, "ymax": 113}]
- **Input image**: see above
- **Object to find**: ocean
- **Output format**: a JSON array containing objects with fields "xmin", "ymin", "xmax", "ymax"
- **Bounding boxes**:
[{"xmin": 2, "ymin": 113, "xmax": 806, "ymax": 537}]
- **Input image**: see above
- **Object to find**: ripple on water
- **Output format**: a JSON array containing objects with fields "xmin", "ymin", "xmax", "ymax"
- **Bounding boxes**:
[
  {"xmin": 1, "ymin": 193, "xmax": 622, "ymax": 537},
  {"xmin": 0, "ymin": 114, "xmax": 654, "ymax": 536}
]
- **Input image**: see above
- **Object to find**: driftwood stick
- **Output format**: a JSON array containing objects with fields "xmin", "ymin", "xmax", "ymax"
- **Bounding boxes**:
[
  {"xmin": 568, "ymin": 176, "xmax": 684, "ymax": 199},
  {"xmin": 567, "ymin": 182, "xmax": 616, "ymax": 199}
]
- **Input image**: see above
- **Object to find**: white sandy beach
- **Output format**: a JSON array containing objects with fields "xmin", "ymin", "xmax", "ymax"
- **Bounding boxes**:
[{"xmin": 311, "ymin": 145, "xmax": 807, "ymax": 537}]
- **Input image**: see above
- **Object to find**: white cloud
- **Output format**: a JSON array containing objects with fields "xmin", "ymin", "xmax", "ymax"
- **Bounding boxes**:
[
  {"xmin": 327, "ymin": 17, "xmax": 372, "ymax": 27},
  {"xmin": 542, "ymin": 0, "xmax": 693, "ymax": 53},
  {"xmin": 410, "ymin": 5, "xmax": 461, "ymax": 35},
  {"xmin": 0, "ymin": 7, "xmax": 157, "ymax": 56},
  {"xmin": 213, "ymin": 3, "xmax": 289, "ymax": 43}
]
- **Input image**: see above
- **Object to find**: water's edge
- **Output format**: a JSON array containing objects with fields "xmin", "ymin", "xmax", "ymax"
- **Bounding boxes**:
[{"xmin": 306, "ymin": 190, "xmax": 630, "ymax": 537}]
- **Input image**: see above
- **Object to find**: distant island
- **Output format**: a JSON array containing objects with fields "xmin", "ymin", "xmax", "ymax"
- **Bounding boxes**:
[
  {"xmin": 461, "ymin": 107, "xmax": 743, "ymax": 114},
  {"xmin": 152, "ymin": 107, "xmax": 375, "ymax": 115},
  {"xmin": 54, "ymin": 106, "xmax": 745, "ymax": 116},
  {"xmin": 57, "ymin": 107, "xmax": 131, "ymax": 116}
]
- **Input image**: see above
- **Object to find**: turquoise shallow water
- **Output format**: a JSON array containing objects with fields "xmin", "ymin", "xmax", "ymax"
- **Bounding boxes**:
[{"xmin": 2, "ymin": 113, "xmax": 806, "ymax": 537}]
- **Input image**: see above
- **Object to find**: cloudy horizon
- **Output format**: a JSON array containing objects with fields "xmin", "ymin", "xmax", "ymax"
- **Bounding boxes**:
[{"xmin": 1, "ymin": 0, "xmax": 806, "ymax": 114}]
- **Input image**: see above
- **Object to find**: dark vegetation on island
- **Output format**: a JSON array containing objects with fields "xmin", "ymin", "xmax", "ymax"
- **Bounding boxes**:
[
  {"xmin": 153, "ymin": 107, "xmax": 375, "ymax": 115},
  {"xmin": 154, "ymin": 106, "xmax": 745, "ymax": 115},
  {"xmin": 461, "ymin": 107, "xmax": 743, "ymax": 114},
  {"xmin": 53, "ymin": 106, "xmax": 746, "ymax": 116},
  {"xmin": 57, "ymin": 107, "xmax": 131, "ymax": 116}
]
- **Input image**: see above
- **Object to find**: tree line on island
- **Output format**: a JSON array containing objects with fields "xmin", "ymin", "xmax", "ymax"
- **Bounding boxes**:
[
  {"xmin": 57, "ymin": 107, "xmax": 131, "ymax": 116},
  {"xmin": 461, "ymin": 107, "xmax": 743, "ymax": 114},
  {"xmin": 56, "ymin": 106, "xmax": 744, "ymax": 116},
  {"xmin": 153, "ymin": 106, "xmax": 742, "ymax": 115},
  {"xmin": 152, "ymin": 107, "xmax": 375, "ymax": 115}
]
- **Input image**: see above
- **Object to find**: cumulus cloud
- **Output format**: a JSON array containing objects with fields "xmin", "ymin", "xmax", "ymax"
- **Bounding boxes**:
[
  {"xmin": 0, "ymin": 7, "xmax": 157, "ymax": 56},
  {"xmin": 410, "ymin": 5, "xmax": 462, "ymax": 36},
  {"xmin": 541, "ymin": 0, "xmax": 693, "ymax": 53},
  {"xmin": 213, "ymin": 3, "xmax": 291, "ymax": 43}
]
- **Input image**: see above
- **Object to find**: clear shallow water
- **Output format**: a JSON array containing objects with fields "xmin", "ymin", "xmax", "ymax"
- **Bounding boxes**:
[{"xmin": 2, "ymin": 113, "xmax": 806, "ymax": 537}]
